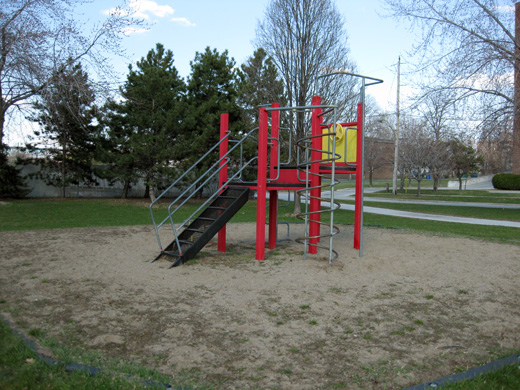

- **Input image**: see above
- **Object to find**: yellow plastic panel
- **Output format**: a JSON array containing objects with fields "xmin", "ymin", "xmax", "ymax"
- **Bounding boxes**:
[{"xmin": 322, "ymin": 125, "xmax": 357, "ymax": 163}]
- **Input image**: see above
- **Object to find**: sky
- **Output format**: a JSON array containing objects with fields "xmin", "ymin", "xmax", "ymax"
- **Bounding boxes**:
[
  {"xmin": 82, "ymin": 0, "xmax": 417, "ymax": 109},
  {"xmin": 6, "ymin": 0, "xmax": 419, "ymax": 146}
]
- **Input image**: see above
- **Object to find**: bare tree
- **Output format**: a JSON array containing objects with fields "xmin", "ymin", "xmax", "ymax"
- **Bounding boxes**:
[
  {"xmin": 256, "ymin": 0, "xmax": 358, "ymax": 213},
  {"xmin": 0, "ymin": 0, "xmax": 141, "ymax": 147},
  {"xmin": 478, "ymin": 119, "xmax": 513, "ymax": 173},
  {"xmin": 414, "ymin": 89, "xmax": 458, "ymax": 190},
  {"xmin": 399, "ymin": 116, "xmax": 436, "ymax": 196},
  {"xmin": 365, "ymin": 113, "xmax": 394, "ymax": 187},
  {"xmin": 384, "ymin": 0, "xmax": 519, "ymax": 173}
]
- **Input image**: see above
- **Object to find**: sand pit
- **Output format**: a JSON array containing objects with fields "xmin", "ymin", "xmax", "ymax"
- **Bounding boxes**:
[{"xmin": 0, "ymin": 223, "xmax": 519, "ymax": 389}]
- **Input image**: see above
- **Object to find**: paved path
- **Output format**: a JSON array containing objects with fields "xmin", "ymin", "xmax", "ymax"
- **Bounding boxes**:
[
  {"xmin": 334, "ymin": 201, "xmax": 520, "ymax": 228},
  {"xmin": 280, "ymin": 178, "xmax": 520, "ymax": 228}
]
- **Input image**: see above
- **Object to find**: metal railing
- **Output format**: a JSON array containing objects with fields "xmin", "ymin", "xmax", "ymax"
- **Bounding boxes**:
[
  {"xmin": 265, "ymin": 103, "xmax": 342, "ymax": 263},
  {"xmin": 150, "ymin": 127, "xmax": 258, "ymax": 256}
]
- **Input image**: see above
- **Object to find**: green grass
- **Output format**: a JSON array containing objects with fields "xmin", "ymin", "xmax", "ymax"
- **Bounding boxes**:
[
  {"xmin": 347, "ymin": 210, "xmax": 520, "ymax": 245},
  {"xmin": 440, "ymin": 363, "xmax": 520, "ymax": 389},
  {"xmin": 0, "ymin": 199, "xmax": 156, "ymax": 231},
  {"xmin": 363, "ymin": 189, "xmax": 520, "ymax": 204},
  {"xmin": 350, "ymin": 201, "xmax": 520, "ymax": 221},
  {"xmin": 333, "ymin": 179, "xmax": 453, "ymax": 190},
  {"xmin": 1, "ymin": 197, "xmax": 519, "ymax": 245},
  {"xmin": 0, "ymin": 318, "xmax": 158, "ymax": 389},
  {"xmin": 0, "ymin": 198, "xmax": 239, "ymax": 231}
]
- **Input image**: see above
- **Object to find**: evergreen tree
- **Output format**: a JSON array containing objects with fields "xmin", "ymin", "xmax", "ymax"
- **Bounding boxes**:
[
  {"xmin": 95, "ymin": 100, "xmax": 139, "ymax": 199},
  {"xmin": 27, "ymin": 60, "xmax": 98, "ymax": 198},
  {"xmin": 101, "ymin": 43, "xmax": 185, "ymax": 201},
  {"xmin": 0, "ymin": 145, "xmax": 29, "ymax": 198},
  {"xmin": 237, "ymin": 48, "xmax": 287, "ymax": 178},
  {"xmin": 184, "ymin": 47, "xmax": 244, "ymax": 183},
  {"xmin": 450, "ymin": 139, "xmax": 484, "ymax": 190},
  {"xmin": 238, "ymin": 48, "xmax": 286, "ymax": 127}
]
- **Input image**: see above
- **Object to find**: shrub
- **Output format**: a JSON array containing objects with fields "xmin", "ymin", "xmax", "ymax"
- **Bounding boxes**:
[{"xmin": 492, "ymin": 173, "xmax": 520, "ymax": 190}]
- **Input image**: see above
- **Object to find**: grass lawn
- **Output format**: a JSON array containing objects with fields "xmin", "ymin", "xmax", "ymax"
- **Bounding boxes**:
[
  {"xmin": 441, "ymin": 363, "xmax": 520, "ymax": 390},
  {"xmin": 1, "ymin": 196, "xmax": 519, "ymax": 245},
  {"xmin": 0, "ymin": 318, "xmax": 168, "ymax": 390},
  {"xmin": 344, "ymin": 200, "xmax": 520, "ymax": 221},
  {"xmin": 363, "ymin": 189, "xmax": 520, "ymax": 204},
  {"xmin": 333, "ymin": 179, "xmax": 452, "ymax": 190}
]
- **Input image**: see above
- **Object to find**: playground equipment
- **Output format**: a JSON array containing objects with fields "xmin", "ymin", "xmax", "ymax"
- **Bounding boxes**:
[{"xmin": 150, "ymin": 73, "xmax": 382, "ymax": 267}]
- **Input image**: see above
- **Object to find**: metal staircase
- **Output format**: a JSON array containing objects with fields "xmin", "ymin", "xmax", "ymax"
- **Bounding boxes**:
[
  {"xmin": 157, "ymin": 187, "xmax": 249, "ymax": 267},
  {"xmin": 149, "ymin": 124, "xmax": 258, "ymax": 268}
]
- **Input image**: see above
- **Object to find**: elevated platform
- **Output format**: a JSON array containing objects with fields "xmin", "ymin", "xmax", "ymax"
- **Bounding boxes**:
[{"xmin": 229, "ymin": 165, "xmax": 358, "ymax": 190}]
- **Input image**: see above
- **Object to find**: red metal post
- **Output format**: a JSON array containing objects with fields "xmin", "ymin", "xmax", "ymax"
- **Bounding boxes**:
[
  {"xmin": 309, "ymin": 96, "xmax": 322, "ymax": 254},
  {"xmin": 268, "ymin": 103, "xmax": 280, "ymax": 250},
  {"xmin": 354, "ymin": 103, "xmax": 363, "ymax": 250},
  {"xmin": 268, "ymin": 191, "xmax": 278, "ymax": 249},
  {"xmin": 218, "ymin": 113, "xmax": 229, "ymax": 253},
  {"xmin": 256, "ymin": 107, "xmax": 269, "ymax": 260}
]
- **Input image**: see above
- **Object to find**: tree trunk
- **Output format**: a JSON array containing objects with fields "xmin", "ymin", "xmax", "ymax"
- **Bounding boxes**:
[
  {"xmin": 0, "ymin": 106, "xmax": 5, "ymax": 147},
  {"xmin": 148, "ymin": 183, "xmax": 156, "ymax": 202},
  {"xmin": 369, "ymin": 169, "xmax": 373, "ymax": 188},
  {"xmin": 144, "ymin": 185, "xmax": 150, "ymax": 199},
  {"xmin": 293, "ymin": 191, "xmax": 302, "ymax": 215},
  {"xmin": 417, "ymin": 179, "xmax": 422, "ymax": 197},
  {"xmin": 433, "ymin": 174, "xmax": 439, "ymax": 191},
  {"xmin": 61, "ymin": 137, "xmax": 67, "ymax": 198},
  {"xmin": 122, "ymin": 180, "xmax": 130, "ymax": 199}
]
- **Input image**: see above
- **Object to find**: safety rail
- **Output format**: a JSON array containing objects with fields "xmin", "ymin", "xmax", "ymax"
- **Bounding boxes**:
[
  {"xmin": 264, "ymin": 103, "xmax": 342, "ymax": 263},
  {"xmin": 296, "ymin": 123, "xmax": 341, "ymax": 262},
  {"xmin": 150, "ymin": 127, "xmax": 258, "ymax": 255}
]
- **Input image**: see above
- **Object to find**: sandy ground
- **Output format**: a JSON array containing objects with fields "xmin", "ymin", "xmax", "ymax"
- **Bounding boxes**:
[{"xmin": 0, "ymin": 223, "xmax": 519, "ymax": 389}]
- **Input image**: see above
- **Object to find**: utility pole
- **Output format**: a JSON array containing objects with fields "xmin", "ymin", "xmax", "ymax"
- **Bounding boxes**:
[
  {"xmin": 513, "ymin": 1, "xmax": 520, "ymax": 174},
  {"xmin": 392, "ymin": 57, "xmax": 401, "ymax": 194}
]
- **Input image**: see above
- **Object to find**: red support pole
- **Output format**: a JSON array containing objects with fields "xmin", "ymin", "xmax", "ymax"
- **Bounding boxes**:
[
  {"xmin": 256, "ymin": 107, "xmax": 269, "ymax": 260},
  {"xmin": 268, "ymin": 103, "xmax": 280, "ymax": 250},
  {"xmin": 309, "ymin": 96, "xmax": 322, "ymax": 254},
  {"xmin": 218, "ymin": 113, "xmax": 229, "ymax": 253},
  {"xmin": 270, "ymin": 103, "xmax": 280, "ymax": 180},
  {"xmin": 268, "ymin": 191, "xmax": 278, "ymax": 249},
  {"xmin": 354, "ymin": 103, "xmax": 363, "ymax": 250}
]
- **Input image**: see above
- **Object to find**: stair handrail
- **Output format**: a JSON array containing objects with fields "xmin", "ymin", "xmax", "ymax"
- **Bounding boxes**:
[
  {"xmin": 150, "ymin": 126, "xmax": 258, "ymax": 252},
  {"xmin": 164, "ymin": 157, "xmax": 258, "ymax": 256},
  {"xmin": 150, "ymin": 133, "xmax": 231, "ymax": 209}
]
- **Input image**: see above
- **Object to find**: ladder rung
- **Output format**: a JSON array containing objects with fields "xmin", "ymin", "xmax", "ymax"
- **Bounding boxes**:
[
  {"xmin": 208, "ymin": 206, "xmax": 226, "ymax": 210},
  {"xmin": 197, "ymin": 217, "xmax": 216, "ymax": 221},
  {"xmin": 219, "ymin": 195, "xmax": 238, "ymax": 199},
  {"xmin": 185, "ymin": 228, "xmax": 205, "ymax": 233}
]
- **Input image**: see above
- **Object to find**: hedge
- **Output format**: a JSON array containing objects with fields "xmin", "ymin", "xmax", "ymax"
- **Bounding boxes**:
[{"xmin": 492, "ymin": 173, "xmax": 520, "ymax": 190}]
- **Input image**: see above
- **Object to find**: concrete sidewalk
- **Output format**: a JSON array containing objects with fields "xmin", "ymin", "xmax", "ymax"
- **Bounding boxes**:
[
  {"xmin": 278, "ymin": 185, "xmax": 520, "ymax": 228},
  {"xmin": 334, "ymin": 202, "xmax": 520, "ymax": 228}
]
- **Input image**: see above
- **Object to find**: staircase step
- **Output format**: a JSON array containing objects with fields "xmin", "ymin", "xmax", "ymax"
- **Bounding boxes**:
[
  {"xmin": 159, "ymin": 186, "xmax": 250, "ymax": 266},
  {"xmin": 184, "ymin": 228, "xmax": 205, "ymax": 233},
  {"xmin": 197, "ymin": 217, "xmax": 216, "ymax": 221}
]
